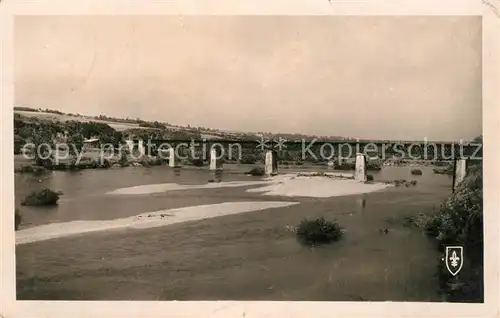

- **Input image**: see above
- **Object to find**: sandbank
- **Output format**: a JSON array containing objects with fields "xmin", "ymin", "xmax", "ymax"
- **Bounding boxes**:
[
  {"xmin": 107, "ymin": 180, "xmax": 272, "ymax": 195},
  {"xmin": 107, "ymin": 172, "xmax": 391, "ymax": 198},
  {"xmin": 16, "ymin": 201, "xmax": 298, "ymax": 245},
  {"xmin": 245, "ymin": 174, "xmax": 392, "ymax": 198}
]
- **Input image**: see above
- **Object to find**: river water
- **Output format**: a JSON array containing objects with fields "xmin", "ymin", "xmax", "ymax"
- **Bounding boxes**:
[{"xmin": 15, "ymin": 164, "xmax": 452, "ymax": 301}]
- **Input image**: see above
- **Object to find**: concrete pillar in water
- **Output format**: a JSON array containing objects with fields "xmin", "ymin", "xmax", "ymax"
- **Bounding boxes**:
[
  {"xmin": 327, "ymin": 160, "xmax": 335, "ymax": 170},
  {"xmin": 137, "ymin": 139, "xmax": 145, "ymax": 157},
  {"xmin": 453, "ymin": 159, "xmax": 467, "ymax": 190},
  {"xmin": 168, "ymin": 148, "xmax": 177, "ymax": 167},
  {"xmin": 209, "ymin": 148, "xmax": 223, "ymax": 171},
  {"xmin": 354, "ymin": 153, "xmax": 367, "ymax": 182},
  {"xmin": 125, "ymin": 139, "xmax": 134, "ymax": 152},
  {"xmin": 265, "ymin": 150, "xmax": 278, "ymax": 176}
]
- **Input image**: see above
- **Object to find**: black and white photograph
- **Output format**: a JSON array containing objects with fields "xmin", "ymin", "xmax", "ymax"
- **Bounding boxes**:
[{"xmin": 1, "ymin": 1, "xmax": 499, "ymax": 317}]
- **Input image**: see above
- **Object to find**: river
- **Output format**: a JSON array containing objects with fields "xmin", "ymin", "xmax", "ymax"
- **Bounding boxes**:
[{"xmin": 15, "ymin": 164, "xmax": 452, "ymax": 301}]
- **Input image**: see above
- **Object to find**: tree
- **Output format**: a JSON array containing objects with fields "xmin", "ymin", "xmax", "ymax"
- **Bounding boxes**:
[
  {"xmin": 31, "ymin": 125, "xmax": 55, "ymax": 166},
  {"xmin": 67, "ymin": 132, "xmax": 85, "ymax": 164}
]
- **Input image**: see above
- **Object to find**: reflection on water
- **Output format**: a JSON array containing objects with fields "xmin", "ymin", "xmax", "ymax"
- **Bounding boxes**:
[
  {"xmin": 174, "ymin": 167, "xmax": 181, "ymax": 177},
  {"xmin": 356, "ymin": 194, "xmax": 367, "ymax": 216}
]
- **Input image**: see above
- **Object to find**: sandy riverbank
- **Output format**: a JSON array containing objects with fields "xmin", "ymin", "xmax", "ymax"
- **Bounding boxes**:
[
  {"xmin": 106, "ymin": 180, "xmax": 272, "ymax": 195},
  {"xmin": 16, "ymin": 201, "xmax": 299, "ymax": 245},
  {"xmin": 108, "ymin": 172, "xmax": 392, "ymax": 198},
  {"xmin": 247, "ymin": 174, "xmax": 392, "ymax": 198}
]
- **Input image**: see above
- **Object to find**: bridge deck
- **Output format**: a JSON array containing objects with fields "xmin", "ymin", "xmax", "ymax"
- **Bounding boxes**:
[{"xmin": 130, "ymin": 139, "xmax": 482, "ymax": 160}]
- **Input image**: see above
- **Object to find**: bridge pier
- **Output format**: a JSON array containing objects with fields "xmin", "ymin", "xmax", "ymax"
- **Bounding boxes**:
[
  {"xmin": 354, "ymin": 153, "xmax": 367, "ymax": 182},
  {"xmin": 125, "ymin": 139, "xmax": 134, "ymax": 152},
  {"xmin": 327, "ymin": 160, "xmax": 335, "ymax": 170},
  {"xmin": 265, "ymin": 150, "xmax": 278, "ymax": 176},
  {"xmin": 168, "ymin": 148, "xmax": 177, "ymax": 167},
  {"xmin": 453, "ymin": 159, "xmax": 468, "ymax": 191},
  {"xmin": 210, "ymin": 148, "xmax": 223, "ymax": 171},
  {"xmin": 138, "ymin": 139, "xmax": 145, "ymax": 157}
]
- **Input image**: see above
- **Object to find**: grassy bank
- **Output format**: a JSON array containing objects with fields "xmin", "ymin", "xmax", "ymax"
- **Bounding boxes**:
[{"xmin": 425, "ymin": 164, "xmax": 483, "ymax": 302}]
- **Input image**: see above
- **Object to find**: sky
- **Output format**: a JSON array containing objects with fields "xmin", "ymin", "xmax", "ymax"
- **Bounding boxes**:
[{"xmin": 14, "ymin": 16, "xmax": 482, "ymax": 141}]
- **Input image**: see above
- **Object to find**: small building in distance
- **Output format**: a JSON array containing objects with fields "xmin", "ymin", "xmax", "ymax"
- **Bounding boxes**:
[{"xmin": 83, "ymin": 137, "xmax": 100, "ymax": 150}]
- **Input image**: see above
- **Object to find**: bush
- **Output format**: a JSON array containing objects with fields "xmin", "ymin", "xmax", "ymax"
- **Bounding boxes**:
[
  {"xmin": 152, "ymin": 157, "xmax": 167, "ymax": 166},
  {"xmin": 52, "ymin": 163, "xmax": 69, "ymax": 171},
  {"xmin": 119, "ymin": 152, "xmax": 129, "ymax": 167},
  {"xmin": 411, "ymin": 168, "xmax": 423, "ymax": 175},
  {"xmin": 425, "ymin": 165, "xmax": 483, "ymax": 301},
  {"xmin": 246, "ymin": 167, "xmax": 265, "ymax": 176},
  {"xmin": 366, "ymin": 174, "xmax": 374, "ymax": 181},
  {"xmin": 15, "ymin": 165, "xmax": 48, "ymax": 175},
  {"xmin": 433, "ymin": 165, "xmax": 453, "ymax": 175},
  {"xmin": 240, "ymin": 154, "xmax": 257, "ymax": 165},
  {"xmin": 403, "ymin": 212, "xmax": 432, "ymax": 228},
  {"xmin": 21, "ymin": 188, "xmax": 60, "ymax": 206},
  {"xmin": 100, "ymin": 158, "xmax": 111, "ymax": 168},
  {"xmin": 14, "ymin": 134, "xmax": 24, "ymax": 154},
  {"xmin": 189, "ymin": 158, "xmax": 205, "ymax": 167},
  {"xmin": 296, "ymin": 217, "xmax": 343, "ymax": 246},
  {"xmin": 390, "ymin": 179, "xmax": 417, "ymax": 187},
  {"xmin": 15, "ymin": 209, "xmax": 22, "ymax": 231},
  {"xmin": 366, "ymin": 161, "xmax": 382, "ymax": 171},
  {"xmin": 336, "ymin": 162, "xmax": 355, "ymax": 170}
]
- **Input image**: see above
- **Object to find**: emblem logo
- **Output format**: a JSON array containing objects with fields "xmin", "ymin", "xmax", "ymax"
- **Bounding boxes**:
[{"xmin": 445, "ymin": 246, "xmax": 464, "ymax": 276}]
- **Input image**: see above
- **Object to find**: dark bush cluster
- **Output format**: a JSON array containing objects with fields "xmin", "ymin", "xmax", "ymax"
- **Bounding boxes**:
[
  {"xmin": 425, "ymin": 165, "xmax": 483, "ymax": 302},
  {"xmin": 246, "ymin": 167, "xmax": 265, "ymax": 176},
  {"xmin": 15, "ymin": 165, "xmax": 48, "ymax": 174},
  {"xmin": 433, "ymin": 165, "xmax": 454, "ymax": 175},
  {"xmin": 21, "ymin": 189, "xmax": 60, "ymax": 206},
  {"xmin": 188, "ymin": 158, "xmax": 205, "ymax": 167},
  {"xmin": 335, "ymin": 161, "xmax": 381, "ymax": 171},
  {"xmin": 411, "ymin": 168, "xmax": 423, "ymax": 175},
  {"xmin": 240, "ymin": 154, "xmax": 258, "ymax": 165},
  {"xmin": 391, "ymin": 179, "xmax": 417, "ymax": 187},
  {"xmin": 296, "ymin": 217, "xmax": 343, "ymax": 246}
]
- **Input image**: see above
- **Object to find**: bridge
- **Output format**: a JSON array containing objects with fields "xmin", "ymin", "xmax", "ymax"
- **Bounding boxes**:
[{"xmin": 126, "ymin": 138, "xmax": 483, "ymax": 192}]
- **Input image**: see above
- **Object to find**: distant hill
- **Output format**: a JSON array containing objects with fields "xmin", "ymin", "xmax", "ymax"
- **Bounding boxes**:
[
  {"xmin": 13, "ymin": 107, "xmax": 349, "ymax": 141},
  {"xmin": 15, "ymin": 106, "xmax": 476, "ymax": 143}
]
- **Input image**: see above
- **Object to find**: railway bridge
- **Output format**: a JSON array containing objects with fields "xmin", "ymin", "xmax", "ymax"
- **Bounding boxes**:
[{"xmin": 127, "ymin": 138, "xmax": 483, "ymax": 192}]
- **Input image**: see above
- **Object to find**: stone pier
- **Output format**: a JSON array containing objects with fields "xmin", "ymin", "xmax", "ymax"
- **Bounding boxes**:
[
  {"xmin": 209, "ymin": 148, "xmax": 223, "ymax": 171},
  {"xmin": 125, "ymin": 139, "xmax": 134, "ymax": 152},
  {"xmin": 354, "ymin": 153, "xmax": 367, "ymax": 182},
  {"xmin": 265, "ymin": 150, "xmax": 278, "ymax": 176},
  {"xmin": 453, "ymin": 159, "xmax": 468, "ymax": 190},
  {"xmin": 137, "ymin": 139, "xmax": 145, "ymax": 157},
  {"xmin": 327, "ymin": 160, "xmax": 335, "ymax": 170},
  {"xmin": 168, "ymin": 148, "xmax": 177, "ymax": 167}
]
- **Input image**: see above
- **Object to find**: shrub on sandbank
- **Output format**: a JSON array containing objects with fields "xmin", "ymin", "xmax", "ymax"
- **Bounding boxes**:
[
  {"xmin": 296, "ymin": 217, "xmax": 343, "ymax": 246},
  {"xmin": 21, "ymin": 188, "xmax": 60, "ymax": 206},
  {"xmin": 411, "ymin": 168, "xmax": 423, "ymax": 175},
  {"xmin": 246, "ymin": 167, "xmax": 265, "ymax": 176}
]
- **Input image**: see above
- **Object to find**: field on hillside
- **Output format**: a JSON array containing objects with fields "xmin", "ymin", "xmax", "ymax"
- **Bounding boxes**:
[
  {"xmin": 14, "ymin": 111, "xmax": 244, "ymax": 140},
  {"xmin": 12, "ymin": 110, "xmax": 187, "ymax": 132}
]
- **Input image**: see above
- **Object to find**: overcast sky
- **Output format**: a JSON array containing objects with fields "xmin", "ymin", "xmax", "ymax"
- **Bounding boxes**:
[{"xmin": 14, "ymin": 16, "xmax": 481, "ymax": 141}]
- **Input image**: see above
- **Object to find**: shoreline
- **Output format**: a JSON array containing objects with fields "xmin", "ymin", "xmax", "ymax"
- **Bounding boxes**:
[
  {"xmin": 15, "ymin": 201, "xmax": 299, "ymax": 245},
  {"xmin": 106, "ymin": 173, "xmax": 393, "ymax": 197}
]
